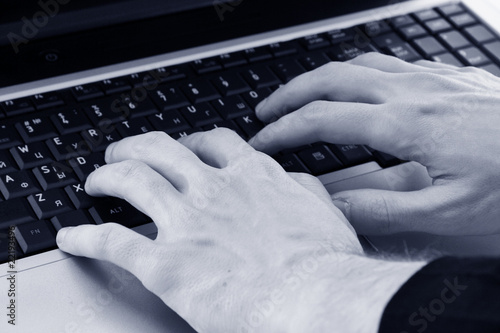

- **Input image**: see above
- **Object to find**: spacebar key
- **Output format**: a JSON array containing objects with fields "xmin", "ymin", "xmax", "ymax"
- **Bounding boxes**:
[{"xmin": 89, "ymin": 199, "xmax": 150, "ymax": 228}]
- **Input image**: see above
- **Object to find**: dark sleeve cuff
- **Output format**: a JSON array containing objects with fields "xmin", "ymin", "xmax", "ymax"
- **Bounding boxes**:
[{"xmin": 379, "ymin": 256, "xmax": 500, "ymax": 333}]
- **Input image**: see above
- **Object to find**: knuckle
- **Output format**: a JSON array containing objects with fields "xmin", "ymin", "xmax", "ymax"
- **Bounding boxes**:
[
  {"xmin": 94, "ymin": 224, "xmax": 116, "ymax": 256},
  {"xmin": 130, "ymin": 131, "xmax": 169, "ymax": 157},
  {"xmin": 113, "ymin": 159, "xmax": 147, "ymax": 179},
  {"xmin": 351, "ymin": 52, "xmax": 383, "ymax": 64}
]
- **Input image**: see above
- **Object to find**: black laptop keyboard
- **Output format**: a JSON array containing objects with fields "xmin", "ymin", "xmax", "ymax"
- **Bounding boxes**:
[{"xmin": 1, "ymin": 3, "xmax": 500, "ymax": 263}]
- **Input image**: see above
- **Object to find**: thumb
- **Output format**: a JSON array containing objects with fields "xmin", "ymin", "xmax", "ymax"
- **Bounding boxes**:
[
  {"xmin": 331, "ymin": 186, "xmax": 458, "ymax": 236},
  {"xmin": 57, "ymin": 223, "xmax": 157, "ymax": 280}
]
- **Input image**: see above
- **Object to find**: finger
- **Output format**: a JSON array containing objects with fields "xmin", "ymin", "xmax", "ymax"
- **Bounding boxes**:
[
  {"xmin": 331, "ymin": 185, "xmax": 471, "ymax": 236},
  {"xmin": 57, "ymin": 223, "xmax": 157, "ymax": 281},
  {"xmin": 413, "ymin": 59, "xmax": 460, "ymax": 70},
  {"xmin": 255, "ymin": 61, "xmax": 391, "ymax": 122},
  {"xmin": 178, "ymin": 128, "xmax": 254, "ymax": 168},
  {"xmin": 105, "ymin": 131, "xmax": 208, "ymax": 191},
  {"xmin": 287, "ymin": 172, "xmax": 332, "ymax": 204},
  {"xmin": 288, "ymin": 172, "xmax": 357, "ymax": 236},
  {"xmin": 347, "ymin": 52, "xmax": 433, "ymax": 73},
  {"xmin": 249, "ymin": 101, "xmax": 395, "ymax": 156},
  {"xmin": 85, "ymin": 160, "xmax": 179, "ymax": 221}
]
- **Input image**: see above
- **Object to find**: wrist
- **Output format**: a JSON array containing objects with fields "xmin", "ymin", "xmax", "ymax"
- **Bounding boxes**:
[{"xmin": 283, "ymin": 253, "xmax": 427, "ymax": 333}]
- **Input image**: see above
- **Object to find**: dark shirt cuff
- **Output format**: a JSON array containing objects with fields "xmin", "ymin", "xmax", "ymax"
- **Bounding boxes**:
[{"xmin": 379, "ymin": 257, "xmax": 500, "ymax": 333}]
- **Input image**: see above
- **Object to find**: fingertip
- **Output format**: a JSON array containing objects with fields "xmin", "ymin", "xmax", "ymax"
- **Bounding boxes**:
[
  {"xmin": 255, "ymin": 98, "xmax": 268, "ymax": 116},
  {"xmin": 56, "ymin": 227, "xmax": 74, "ymax": 249}
]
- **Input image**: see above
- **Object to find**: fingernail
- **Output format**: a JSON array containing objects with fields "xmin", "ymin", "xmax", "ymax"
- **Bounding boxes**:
[
  {"xmin": 255, "ymin": 98, "xmax": 268, "ymax": 115},
  {"xmin": 331, "ymin": 198, "xmax": 351, "ymax": 220},
  {"xmin": 56, "ymin": 227, "xmax": 72, "ymax": 246}
]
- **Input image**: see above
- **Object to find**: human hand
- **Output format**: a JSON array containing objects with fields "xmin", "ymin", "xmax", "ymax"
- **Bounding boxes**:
[
  {"xmin": 249, "ymin": 53, "xmax": 500, "ymax": 237},
  {"xmin": 56, "ymin": 129, "xmax": 388, "ymax": 332}
]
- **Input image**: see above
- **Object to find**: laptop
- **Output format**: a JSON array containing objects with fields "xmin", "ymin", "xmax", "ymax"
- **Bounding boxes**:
[{"xmin": 2, "ymin": 0, "xmax": 500, "ymax": 331}]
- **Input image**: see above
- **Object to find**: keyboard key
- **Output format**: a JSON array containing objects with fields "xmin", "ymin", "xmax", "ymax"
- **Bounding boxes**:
[
  {"xmin": 31, "ymin": 92, "xmax": 65, "ymax": 110},
  {"xmin": 10, "ymin": 142, "xmax": 54, "ymax": 169},
  {"xmin": 438, "ymin": 31, "xmax": 470, "ymax": 50},
  {"xmin": 2, "ymin": 98, "xmax": 35, "ymax": 117},
  {"xmin": 241, "ymin": 88, "xmax": 271, "ymax": 109},
  {"xmin": 218, "ymin": 52, "xmax": 247, "ymax": 68},
  {"xmin": 0, "ymin": 171, "xmax": 41, "ymax": 199},
  {"xmin": 432, "ymin": 53, "xmax": 463, "ymax": 67},
  {"xmin": 203, "ymin": 121, "xmax": 245, "ymax": 138},
  {"xmin": 170, "ymin": 129, "xmax": 199, "ymax": 140},
  {"xmin": 0, "ymin": 124, "xmax": 22, "ymax": 149},
  {"xmin": 457, "ymin": 47, "xmax": 490, "ymax": 66},
  {"xmin": 100, "ymin": 77, "xmax": 132, "ymax": 95},
  {"xmin": 181, "ymin": 80, "xmax": 221, "ymax": 103},
  {"xmin": 147, "ymin": 111, "xmax": 191, "ymax": 134},
  {"xmin": 71, "ymin": 84, "xmax": 104, "ymax": 102},
  {"xmin": 0, "ymin": 198, "xmax": 37, "ymax": 229},
  {"xmin": 386, "ymin": 43, "xmax": 422, "ymax": 62},
  {"xmin": 149, "ymin": 86, "xmax": 190, "ymax": 112},
  {"xmin": 15, "ymin": 220, "xmax": 57, "ymax": 254},
  {"xmin": 33, "ymin": 163, "xmax": 77, "ymax": 190},
  {"xmin": 268, "ymin": 42, "xmax": 298, "ymax": 57},
  {"xmin": 51, "ymin": 210, "xmax": 95, "ymax": 231},
  {"xmin": 243, "ymin": 47, "xmax": 273, "ymax": 62},
  {"xmin": 241, "ymin": 67, "xmax": 281, "ymax": 89},
  {"xmin": 413, "ymin": 36, "xmax": 446, "ymax": 57},
  {"xmin": 128, "ymin": 68, "xmax": 177, "ymax": 88},
  {"xmin": 0, "ymin": 150, "xmax": 17, "ymax": 174},
  {"xmin": 399, "ymin": 24, "xmax": 428, "ymax": 40},
  {"xmin": 299, "ymin": 52, "xmax": 330, "ymax": 71},
  {"xmin": 234, "ymin": 114, "xmax": 265, "ymax": 138},
  {"xmin": 373, "ymin": 33, "xmax": 405, "ymax": 49},
  {"xmin": 327, "ymin": 43, "xmax": 375, "ymax": 62},
  {"xmin": 46, "ymin": 133, "xmax": 89, "ymax": 160},
  {"xmin": 51, "ymin": 108, "xmax": 92, "ymax": 135},
  {"xmin": 65, "ymin": 183, "xmax": 95, "ymax": 209},
  {"xmin": 463, "ymin": 25, "xmax": 496, "ymax": 45},
  {"xmin": 483, "ymin": 41, "xmax": 500, "ymax": 64},
  {"xmin": 414, "ymin": 9, "xmax": 440, "ymax": 22},
  {"xmin": 327, "ymin": 28, "xmax": 356, "ymax": 44},
  {"xmin": 437, "ymin": 4, "xmax": 464, "ymax": 16},
  {"xmin": 423, "ymin": 18, "xmax": 452, "ymax": 34},
  {"xmin": 480, "ymin": 64, "xmax": 500, "ymax": 77},
  {"xmin": 117, "ymin": 118, "xmax": 153, "ymax": 137},
  {"xmin": 297, "ymin": 146, "xmax": 343, "ymax": 175},
  {"xmin": 81, "ymin": 128, "xmax": 122, "ymax": 152},
  {"xmin": 119, "ymin": 95, "xmax": 158, "ymax": 119},
  {"xmin": 89, "ymin": 198, "xmax": 150, "ymax": 228},
  {"xmin": 271, "ymin": 60, "xmax": 306, "ymax": 82},
  {"xmin": 179, "ymin": 103, "xmax": 222, "ymax": 127},
  {"xmin": 390, "ymin": 15, "xmax": 415, "ymax": 27},
  {"xmin": 212, "ymin": 96, "xmax": 251, "ymax": 119},
  {"xmin": 212, "ymin": 72, "xmax": 250, "ymax": 96},
  {"xmin": 329, "ymin": 144, "xmax": 373, "ymax": 166},
  {"xmin": 274, "ymin": 154, "xmax": 309, "ymax": 173},
  {"xmin": 83, "ymin": 98, "xmax": 127, "ymax": 126},
  {"xmin": 449, "ymin": 13, "xmax": 476, "ymax": 28},
  {"xmin": 16, "ymin": 116, "xmax": 58, "ymax": 143},
  {"xmin": 301, "ymin": 34, "xmax": 330, "ymax": 50},
  {"xmin": 27, "ymin": 189, "xmax": 73, "ymax": 219},
  {"xmin": 191, "ymin": 57, "xmax": 222, "ymax": 74},
  {"xmin": 361, "ymin": 21, "xmax": 392, "ymax": 37},
  {"xmin": 373, "ymin": 151, "xmax": 401, "ymax": 167},
  {"xmin": 69, "ymin": 153, "xmax": 106, "ymax": 181}
]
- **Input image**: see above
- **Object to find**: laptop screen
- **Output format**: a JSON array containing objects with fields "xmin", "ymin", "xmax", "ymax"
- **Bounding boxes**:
[{"xmin": 0, "ymin": 0, "xmax": 405, "ymax": 86}]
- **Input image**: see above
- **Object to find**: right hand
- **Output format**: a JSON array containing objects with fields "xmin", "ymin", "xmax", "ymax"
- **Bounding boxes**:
[{"xmin": 249, "ymin": 53, "xmax": 500, "ymax": 237}]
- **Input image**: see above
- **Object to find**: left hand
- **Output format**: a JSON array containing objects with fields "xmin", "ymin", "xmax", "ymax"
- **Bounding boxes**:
[{"xmin": 56, "ymin": 129, "xmax": 364, "ymax": 332}]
